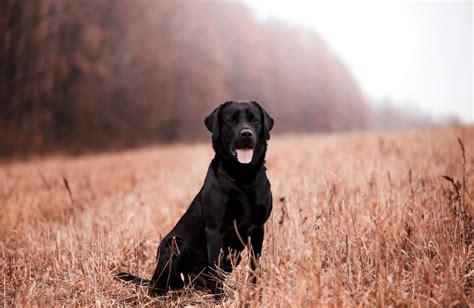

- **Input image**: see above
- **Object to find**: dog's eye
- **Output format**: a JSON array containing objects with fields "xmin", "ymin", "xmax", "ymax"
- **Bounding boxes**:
[
  {"xmin": 251, "ymin": 117, "xmax": 259, "ymax": 123},
  {"xmin": 226, "ymin": 117, "xmax": 236, "ymax": 123}
]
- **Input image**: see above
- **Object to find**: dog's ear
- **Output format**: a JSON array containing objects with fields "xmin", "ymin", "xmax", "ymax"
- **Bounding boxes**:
[
  {"xmin": 205, "ymin": 102, "xmax": 228, "ymax": 141},
  {"xmin": 251, "ymin": 101, "xmax": 274, "ymax": 140}
]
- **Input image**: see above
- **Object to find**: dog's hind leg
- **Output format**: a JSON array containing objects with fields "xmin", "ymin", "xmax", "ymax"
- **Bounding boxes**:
[{"xmin": 148, "ymin": 236, "xmax": 187, "ymax": 296}]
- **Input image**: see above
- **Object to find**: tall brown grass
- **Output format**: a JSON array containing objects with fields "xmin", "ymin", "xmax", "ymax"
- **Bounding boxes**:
[{"xmin": 1, "ymin": 126, "xmax": 472, "ymax": 306}]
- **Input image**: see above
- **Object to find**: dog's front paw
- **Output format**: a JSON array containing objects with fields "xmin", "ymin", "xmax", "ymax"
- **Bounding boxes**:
[
  {"xmin": 208, "ymin": 280, "xmax": 226, "ymax": 302},
  {"xmin": 213, "ymin": 291, "xmax": 225, "ymax": 302}
]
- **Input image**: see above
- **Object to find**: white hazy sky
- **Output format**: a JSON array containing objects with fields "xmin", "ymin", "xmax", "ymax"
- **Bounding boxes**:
[{"xmin": 245, "ymin": 0, "xmax": 473, "ymax": 123}]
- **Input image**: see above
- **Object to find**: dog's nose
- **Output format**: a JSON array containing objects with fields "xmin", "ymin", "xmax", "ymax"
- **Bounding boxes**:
[{"xmin": 240, "ymin": 129, "xmax": 253, "ymax": 138}]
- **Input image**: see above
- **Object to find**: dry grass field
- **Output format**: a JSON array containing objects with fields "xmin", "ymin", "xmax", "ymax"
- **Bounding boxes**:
[{"xmin": 1, "ymin": 126, "xmax": 473, "ymax": 306}]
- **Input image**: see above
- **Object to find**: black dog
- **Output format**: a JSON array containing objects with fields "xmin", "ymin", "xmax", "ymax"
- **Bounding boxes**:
[{"xmin": 116, "ymin": 101, "xmax": 274, "ymax": 297}]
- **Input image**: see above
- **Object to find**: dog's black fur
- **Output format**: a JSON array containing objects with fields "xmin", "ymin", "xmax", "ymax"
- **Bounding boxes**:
[{"xmin": 116, "ymin": 101, "xmax": 274, "ymax": 297}]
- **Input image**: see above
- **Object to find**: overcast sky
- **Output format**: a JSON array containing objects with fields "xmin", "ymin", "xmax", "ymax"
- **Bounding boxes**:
[{"xmin": 246, "ymin": 0, "xmax": 473, "ymax": 123}]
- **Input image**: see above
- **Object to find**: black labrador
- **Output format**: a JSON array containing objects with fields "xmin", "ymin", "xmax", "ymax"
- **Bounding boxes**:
[{"xmin": 116, "ymin": 101, "xmax": 274, "ymax": 298}]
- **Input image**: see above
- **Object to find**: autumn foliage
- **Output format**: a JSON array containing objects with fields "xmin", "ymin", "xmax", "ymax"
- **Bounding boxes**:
[{"xmin": 1, "ymin": 0, "xmax": 369, "ymax": 155}]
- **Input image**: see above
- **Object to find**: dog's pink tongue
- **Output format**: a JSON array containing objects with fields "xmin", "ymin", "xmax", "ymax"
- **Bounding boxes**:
[{"xmin": 236, "ymin": 149, "xmax": 253, "ymax": 164}]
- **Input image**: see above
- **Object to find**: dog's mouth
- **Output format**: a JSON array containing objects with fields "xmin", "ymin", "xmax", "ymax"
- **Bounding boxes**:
[{"xmin": 230, "ymin": 147, "xmax": 254, "ymax": 164}]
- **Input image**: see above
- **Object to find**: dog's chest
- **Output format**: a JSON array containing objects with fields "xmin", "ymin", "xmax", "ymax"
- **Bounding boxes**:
[{"xmin": 223, "ymin": 191, "xmax": 267, "ymax": 227}]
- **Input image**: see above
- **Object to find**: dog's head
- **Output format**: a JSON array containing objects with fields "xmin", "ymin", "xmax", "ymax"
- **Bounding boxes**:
[{"xmin": 205, "ymin": 101, "xmax": 274, "ymax": 164}]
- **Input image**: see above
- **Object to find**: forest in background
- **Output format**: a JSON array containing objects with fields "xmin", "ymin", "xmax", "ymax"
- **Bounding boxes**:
[{"xmin": 1, "ymin": 0, "xmax": 448, "ymax": 157}]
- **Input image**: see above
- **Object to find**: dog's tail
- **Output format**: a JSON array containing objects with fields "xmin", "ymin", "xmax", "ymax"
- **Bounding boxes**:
[{"xmin": 115, "ymin": 272, "xmax": 151, "ymax": 286}]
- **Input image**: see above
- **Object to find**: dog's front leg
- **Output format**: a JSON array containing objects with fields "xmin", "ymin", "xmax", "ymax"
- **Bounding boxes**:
[
  {"xmin": 205, "ymin": 227, "xmax": 226, "ymax": 298},
  {"xmin": 249, "ymin": 225, "xmax": 264, "ymax": 285}
]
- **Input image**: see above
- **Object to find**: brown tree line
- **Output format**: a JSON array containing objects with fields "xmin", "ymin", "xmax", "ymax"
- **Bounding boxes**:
[{"xmin": 0, "ymin": 0, "xmax": 370, "ymax": 156}]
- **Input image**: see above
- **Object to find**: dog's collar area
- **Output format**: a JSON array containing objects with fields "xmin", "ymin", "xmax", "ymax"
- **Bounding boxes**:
[
  {"xmin": 217, "ymin": 165, "xmax": 237, "ymax": 183},
  {"xmin": 216, "ymin": 160, "xmax": 265, "ymax": 186}
]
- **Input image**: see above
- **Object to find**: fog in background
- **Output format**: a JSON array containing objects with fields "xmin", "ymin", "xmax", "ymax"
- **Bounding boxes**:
[
  {"xmin": 249, "ymin": 0, "xmax": 473, "ymax": 124},
  {"xmin": 1, "ymin": 0, "xmax": 470, "ymax": 157}
]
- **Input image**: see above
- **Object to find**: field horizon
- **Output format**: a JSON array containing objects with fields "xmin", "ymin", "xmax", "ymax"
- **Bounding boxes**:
[{"xmin": 1, "ymin": 126, "xmax": 472, "ymax": 306}]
